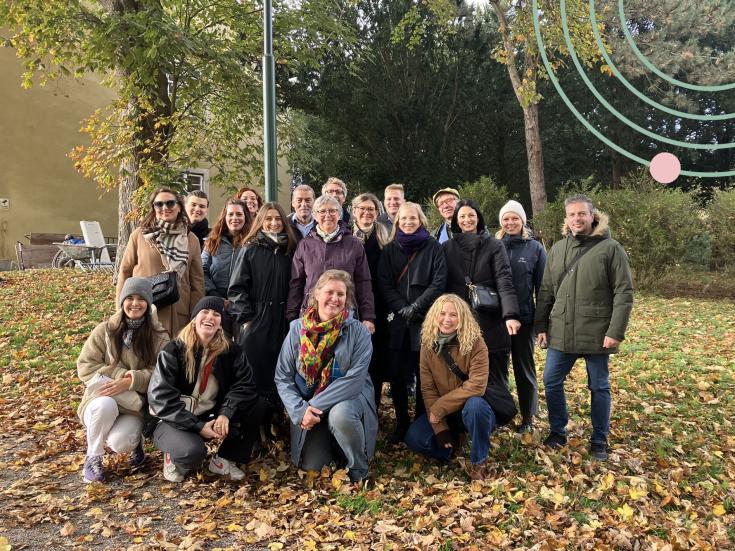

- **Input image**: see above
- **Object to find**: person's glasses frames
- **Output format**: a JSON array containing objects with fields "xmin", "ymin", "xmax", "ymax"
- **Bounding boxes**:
[{"xmin": 153, "ymin": 200, "xmax": 177, "ymax": 210}]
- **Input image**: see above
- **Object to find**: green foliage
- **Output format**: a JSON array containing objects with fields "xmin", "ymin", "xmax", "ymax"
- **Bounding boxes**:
[
  {"xmin": 0, "ymin": 0, "xmax": 351, "ymax": 208},
  {"xmin": 532, "ymin": 172, "xmax": 711, "ymax": 278},
  {"xmin": 706, "ymin": 188, "xmax": 735, "ymax": 270},
  {"xmin": 284, "ymin": 2, "xmax": 529, "ymax": 200},
  {"xmin": 458, "ymin": 176, "xmax": 512, "ymax": 235},
  {"xmin": 423, "ymin": 175, "xmax": 510, "ymax": 232}
]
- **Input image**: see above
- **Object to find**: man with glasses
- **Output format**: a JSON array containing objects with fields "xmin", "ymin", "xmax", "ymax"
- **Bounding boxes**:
[
  {"xmin": 322, "ymin": 177, "xmax": 351, "ymax": 226},
  {"xmin": 289, "ymin": 185, "xmax": 317, "ymax": 240},
  {"xmin": 377, "ymin": 183, "xmax": 405, "ymax": 230},
  {"xmin": 534, "ymin": 194, "xmax": 633, "ymax": 461},
  {"xmin": 185, "ymin": 191, "xmax": 210, "ymax": 249},
  {"xmin": 430, "ymin": 187, "xmax": 460, "ymax": 244}
]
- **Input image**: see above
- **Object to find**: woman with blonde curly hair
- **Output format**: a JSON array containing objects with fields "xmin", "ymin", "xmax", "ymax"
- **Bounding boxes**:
[{"xmin": 404, "ymin": 294, "xmax": 498, "ymax": 480}]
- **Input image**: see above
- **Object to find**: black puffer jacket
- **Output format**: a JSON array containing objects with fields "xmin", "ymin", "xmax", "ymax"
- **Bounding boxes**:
[
  {"xmin": 443, "ymin": 232, "xmax": 520, "ymax": 353},
  {"xmin": 147, "ymin": 339, "xmax": 258, "ymax": 434},
  {"xmin": 228, "ymin": 232, "xmax": 292, "ymax": 404},
  {"xmin": 378, "ymin": 237, "xmax": 447, "ymax": 351}
]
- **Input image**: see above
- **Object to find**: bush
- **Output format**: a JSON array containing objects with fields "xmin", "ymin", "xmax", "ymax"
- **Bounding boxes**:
[
  {"xmin": 424, "ymin": 175, "xmax": 511, "ymax": 233},
  {"xmin": 530, "ymin": 173, "xmax": 707, "ymax": 279},
  {"xmin": 706, "ymin": 188, "xmax": 735, "ymax": 270}
]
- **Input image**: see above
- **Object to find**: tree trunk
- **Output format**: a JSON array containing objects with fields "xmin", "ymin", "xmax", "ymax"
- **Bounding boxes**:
[{"xmin": 523, "ymin": 103, "xmax": 546, "ymax": 216}]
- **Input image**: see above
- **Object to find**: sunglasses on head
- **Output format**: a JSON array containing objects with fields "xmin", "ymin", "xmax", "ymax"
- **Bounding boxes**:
[{"xmin": 153, "ymin": 200, "xmax": 178, "ymax": 209}]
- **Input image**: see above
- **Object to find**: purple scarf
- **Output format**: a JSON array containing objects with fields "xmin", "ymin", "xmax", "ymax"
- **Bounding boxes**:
[{"xmin": 396, "ymin": 226, "xmax": 430, "ymax": 253}]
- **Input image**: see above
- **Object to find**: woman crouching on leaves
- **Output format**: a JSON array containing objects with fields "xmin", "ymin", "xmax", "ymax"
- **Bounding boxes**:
[
  {"xmin": 405, "ymin": 294, "xmax": 515, "ymax": 480},
  {"xmin": 77, "ymin": 277, "xmax": 169, "ymax": 483},
  {"xmin": 146, "ymin": 296, "xmax": 260, "ymax": 483},
  {"xmin": 275, "ymin": 270, "xmax": 378, "ymax": 485}
]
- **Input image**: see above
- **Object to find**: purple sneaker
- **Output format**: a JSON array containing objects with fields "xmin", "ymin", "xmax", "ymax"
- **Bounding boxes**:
[
  {"xmin": 128, "ymin": 442, "xmax": 146, "ymax": 468},
  {"xmin": 83, "ymin": 455, "xmax": 105, "ymax": 483}
]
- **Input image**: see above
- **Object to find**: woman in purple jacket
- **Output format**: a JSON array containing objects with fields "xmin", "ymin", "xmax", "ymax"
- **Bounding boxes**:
[{"xmin": 286, "ymin": 195, "xmax": 376, "ymax": 334}]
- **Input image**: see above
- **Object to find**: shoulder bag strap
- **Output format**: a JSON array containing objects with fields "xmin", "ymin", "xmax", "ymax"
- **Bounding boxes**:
[
  {"xmin": 464, "ymin": 247, "xmax": 478, "ymax": 288},
  {"xmin": 397, "ymin": 251, "xmax": 417, "ymax": 285},
  {"xmin": 557, "ymin": 239, "xmax": 604, "ymax": 289},
  {"xmin": 439, "ymin": 347, "xmax": 468, "ymax": 382}
]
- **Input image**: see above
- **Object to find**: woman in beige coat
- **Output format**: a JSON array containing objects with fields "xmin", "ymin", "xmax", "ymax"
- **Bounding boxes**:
[
  {"xmin": 78, "ymin": 277, "xmax": 169, "ymax": 483},
  {"xmin": 117, "ymin": 187, "xmax": 205, "ymax": 337}
]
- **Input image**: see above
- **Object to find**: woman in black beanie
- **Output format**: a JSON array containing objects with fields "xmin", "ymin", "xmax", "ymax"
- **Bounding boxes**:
[{"xmin": 146, "ymin": 296, "xmax": 261, "ymax": 483}]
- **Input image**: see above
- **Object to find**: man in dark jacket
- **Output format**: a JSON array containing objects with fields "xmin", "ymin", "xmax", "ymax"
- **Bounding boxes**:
[
  {"xmin": 534, "ymin": 194, "xmax": 633, "ymax": 461},
  {"xmin": 185, "ymin": 191, "xmax": 210, "ymax": 249},
  {"xmin": 430, "ymin": 187, "xmax": 459, "ymax": 244},
  {"xmin": 377, "ymin": 183, "xmax": 405, "ymax": 230},
  {"xmin": 288, "ymin": 184, "xmax": 316, "ymax": 240}
]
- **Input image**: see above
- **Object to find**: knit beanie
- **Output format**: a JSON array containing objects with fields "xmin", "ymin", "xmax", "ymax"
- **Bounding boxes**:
[
  {"xmin": 191, "ymin": 296, "xmax": 226, "ymax": 320},
  {"xmin": 119, "ymin": 277, "xmax": 153, "ymax": 308},
  {"xmin": 498, "ymin": 200, "xmax": 527, "ymax": 226}
]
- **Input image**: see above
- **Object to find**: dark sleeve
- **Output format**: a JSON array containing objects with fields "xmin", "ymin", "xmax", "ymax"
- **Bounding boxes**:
[
  {"xmin": 491, "ymin": 241, "xmax": 520, "ymax": 321},
  {"xmin": 352, "ymin": 242, "xmax": 375, "ymax": 321},
  {"xmin": 411, "ymin": 242, "xmax": 447, "ymax": 315},
  {"xmin": 532, "ymin": 242, "xmax": 547, "ymax": 303},
  {"xmin": 534, "ymin": 247, "xmax": 556, "ymax": 333},
  {"xmin": 147, "ymin": 342, "xmax": 205, "ymax": 433},
  {"xmin": 286, "ymin": 241, "xmax": 307, "ymax": 321},
  {"xmin": 228, "ymin": 247, "xmax": 255, "ymax": 324},
  {"xmin": 377, "ymin": 246, "xmax": 408, "ymax": 312},
  {"xmin": 218, "ymin": 345, "xmax": 259, "ymax": 419}
]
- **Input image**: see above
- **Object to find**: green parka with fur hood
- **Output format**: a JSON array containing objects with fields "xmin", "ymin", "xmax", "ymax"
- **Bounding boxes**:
[{"xmin": 534, "ymin": 211, "xmax": 633, "ymax": 354}]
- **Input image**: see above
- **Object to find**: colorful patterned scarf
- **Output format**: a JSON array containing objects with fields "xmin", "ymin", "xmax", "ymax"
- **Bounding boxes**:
[
  {"xmin": 143, "ymin": 219, "xmax": 190, "ymax": 276},
  {"xmin": 352, "ymin": 223, "xmax": 374, "ymax": 245},
  {"xmin": 299, "ymin": 306, "xmax": 347, "ymax": 396}
]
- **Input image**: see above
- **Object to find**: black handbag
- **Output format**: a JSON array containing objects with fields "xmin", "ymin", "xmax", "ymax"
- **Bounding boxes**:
[
  {"xmin": 439, "ymin": 347, "xmax": 517, "ymax": 426},
  {"xmin": 148, "ymin": 271, "xmax": 179, "ymax": 308},
  {"xmin": 465, "ymin": 248, "xmax": 500, "ymax": 313}
]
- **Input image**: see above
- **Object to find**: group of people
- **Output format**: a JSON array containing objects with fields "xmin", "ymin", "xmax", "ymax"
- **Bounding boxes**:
[{"xmin": 77, "ymin": 177, "xmax": 633, "ymax": 485}]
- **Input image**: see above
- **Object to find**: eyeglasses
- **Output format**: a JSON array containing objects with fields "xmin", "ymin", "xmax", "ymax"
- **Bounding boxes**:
[
  {"xmin": 153, "ymin": 200, "xmax": 177, "ymax": 210},
  {"xmin": 316, "ymin": 209, "xmax": 339, "ymax": 216},
  {"xmin": 436, "ymin": 198, "xmax": 456, "ymax": 208},
  {"xmin": 355, "ymin": 206, "xmax": 377, "ymax": 213}
]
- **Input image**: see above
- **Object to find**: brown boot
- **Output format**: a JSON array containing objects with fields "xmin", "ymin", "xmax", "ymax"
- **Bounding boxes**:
[{"xmin": 465, "ymin": 459, "xmax": 489, "ymax": 481}]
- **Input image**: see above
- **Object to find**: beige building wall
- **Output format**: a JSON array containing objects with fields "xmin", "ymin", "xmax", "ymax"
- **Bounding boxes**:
[{"xmin": 0, "ymin": 46, "xmax": 291, "ymax": 263}]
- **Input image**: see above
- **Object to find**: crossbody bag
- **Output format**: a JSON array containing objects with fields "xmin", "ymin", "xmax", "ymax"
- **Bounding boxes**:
[{"xmin": 439, "ymin": 347, "xmax": 517, "ymax": 426}]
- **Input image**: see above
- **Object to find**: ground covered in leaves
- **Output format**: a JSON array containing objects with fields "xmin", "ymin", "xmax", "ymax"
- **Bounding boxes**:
[{"xmin": 0, "ymin": 270, "xmax": 733, "ymax": 550}]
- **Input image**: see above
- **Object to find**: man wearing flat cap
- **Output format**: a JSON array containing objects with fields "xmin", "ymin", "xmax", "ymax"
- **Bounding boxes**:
[{"xmin": 431, "ymin": 188, "xmax": 460, "ymax": 244}]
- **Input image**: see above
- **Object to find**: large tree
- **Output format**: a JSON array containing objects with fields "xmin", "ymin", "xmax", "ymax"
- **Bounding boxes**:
[
  {"xmin": 0, "ymin": 0, "xmax": 348, "ymax": 250},
  {"xmin": 487, "ymin": 0, "xmax": 605, "ymax": 214}
]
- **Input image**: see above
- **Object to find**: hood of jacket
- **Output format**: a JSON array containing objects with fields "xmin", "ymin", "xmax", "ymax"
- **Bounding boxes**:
[{"xmin": 561, "ymin": 210, "xmax": 610, "ymax": 239}]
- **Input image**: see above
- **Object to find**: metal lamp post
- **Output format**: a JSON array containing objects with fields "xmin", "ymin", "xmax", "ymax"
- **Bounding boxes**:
[{"xmin": 263, "ymin": 0, "xmax": 278, "ymax": 202}]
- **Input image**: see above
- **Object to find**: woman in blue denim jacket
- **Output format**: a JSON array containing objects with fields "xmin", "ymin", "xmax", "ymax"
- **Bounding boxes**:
[{"xmin": 275, "ymin": 269, "xmax": 377, "ymax": 484}]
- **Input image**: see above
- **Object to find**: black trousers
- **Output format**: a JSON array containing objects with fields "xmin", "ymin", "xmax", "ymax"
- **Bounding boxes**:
[
  {"xmin": 509, "ymin": 323, "xmax": 538, "ymax": 422},
  {"xmin": 152, "ymin": 404, "xmax": 265, "ymax": 473},
  {"xmin": 388, "ymin": 334, "xmax": 423, "ymax": 430}
]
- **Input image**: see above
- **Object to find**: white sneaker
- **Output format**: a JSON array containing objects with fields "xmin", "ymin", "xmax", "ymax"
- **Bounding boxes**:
[
  {"xmin": 208, "ymin": 455, "xmax": 245, "ymax": 481},
  {"xmin": 163, "ymin": 452, "xmax": 184, "ymax": 483}
]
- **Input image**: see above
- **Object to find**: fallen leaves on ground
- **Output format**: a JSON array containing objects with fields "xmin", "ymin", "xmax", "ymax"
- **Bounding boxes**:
[{"xmin": 0, "ymin": 270, "xmax": 733, "ymax": 549}]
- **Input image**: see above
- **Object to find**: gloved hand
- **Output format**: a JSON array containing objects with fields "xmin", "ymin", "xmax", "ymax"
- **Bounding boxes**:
[{"xmin": 398, "ymin": 304, "xmax": 418, "ymax": 322}]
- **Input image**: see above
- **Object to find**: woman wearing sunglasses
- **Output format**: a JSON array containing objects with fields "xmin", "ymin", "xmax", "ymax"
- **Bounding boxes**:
[{"xmin": 117, "ymin": 187, "xmax": 205, "ymax": 338}]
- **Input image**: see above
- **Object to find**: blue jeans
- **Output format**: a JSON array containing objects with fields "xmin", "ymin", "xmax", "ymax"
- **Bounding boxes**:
[
  {"xmin": 404, "ymin": 397, "xmax": 496, "ymax": 465},
  {"xmin": 300, "ymin": 398, "xmax": 369, "ymax": 482},
  {"xmin": 543, "ymin": 348, "xmax": 610, "ymax": 444}
]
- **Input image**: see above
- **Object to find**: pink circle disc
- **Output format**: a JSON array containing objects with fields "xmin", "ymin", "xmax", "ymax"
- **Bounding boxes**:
[{"xmin": 649, "ymin": 153, "xmax": 681, "ymax": 184}]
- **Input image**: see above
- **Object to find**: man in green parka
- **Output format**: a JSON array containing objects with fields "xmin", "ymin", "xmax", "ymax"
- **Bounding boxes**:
[{"xmin": 534, "ymin": 194, "xmax": 633, "ymax": 461}]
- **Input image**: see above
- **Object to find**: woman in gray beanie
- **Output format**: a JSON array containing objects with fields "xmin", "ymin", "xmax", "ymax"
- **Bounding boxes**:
[{"xmin": 76, "ymin": 277, "xmax": 169, "ymax": 483}]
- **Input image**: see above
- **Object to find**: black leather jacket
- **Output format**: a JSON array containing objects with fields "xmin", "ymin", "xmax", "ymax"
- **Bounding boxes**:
[{"xmin": 146, "ymin": 340, "xmax": 258, "ymax": 433}]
